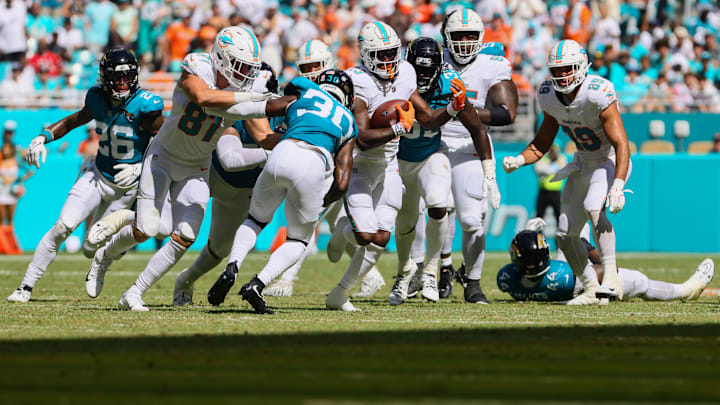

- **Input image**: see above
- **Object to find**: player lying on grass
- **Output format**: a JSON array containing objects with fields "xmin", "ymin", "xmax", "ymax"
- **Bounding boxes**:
[{"xmin": 495, "ymin": 219, "xmax": 714, "ymax": 303}]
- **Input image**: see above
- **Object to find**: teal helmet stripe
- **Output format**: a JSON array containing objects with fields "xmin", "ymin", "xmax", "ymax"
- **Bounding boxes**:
[
  {"xmin": 305, "ymin": 41, "xmax": 312, "ymax": 59},
  {"xmin": 240, "ymin": 27, "xmax": 260, "ymax": 58},
  {"xmin": 373, "ymin": 21, "xmax": 389, "ymax": 43},
  {"xmin": 556, "ymin": 40, "xmax": 566, "ymax": 62},
  {"xmin": 462, "ymin": 8, "xmax": 467, "ymax": 25}
]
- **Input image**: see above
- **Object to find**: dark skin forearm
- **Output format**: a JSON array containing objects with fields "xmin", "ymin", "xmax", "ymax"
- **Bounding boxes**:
[
  {"xmin": 324, "ymin": 139, "xmax": 354, "ymax": 206},
  {"xmin": 457, "ymin": 102, "xmax": 493, "ymax": 160},
  {"xmin": 411, "ymin": 90, "xmax": 453, "ymax": 130},
  {"xmin": 353, "ymin": 98, "xmax": 397, "ymax": 151},
  {"xmin": 46, "ymin": 107, "xmax": 93, "ymax": 141},
  {"xmin": 475, "ymin": 80, "xmax": 518, "ymax": 125}
]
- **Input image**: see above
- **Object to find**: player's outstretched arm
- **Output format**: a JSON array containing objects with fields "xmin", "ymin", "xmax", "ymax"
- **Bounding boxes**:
[
  {"xmin": 503, "ymin": 112, "xmax": 559, "ymax": 173},
  {"xmin": 600, "ymin": 100, "xmax": 631, "ymax": 213},
  {"xmin": 139, "ymin": 111, "xmax": 164, "ymax": 137},
  {"xmin": 244, "ymin": 118, "xmax": 282, "ymax": 150},
  {"xmin": 353, "ymin": 98, "xmax": 402, "ymax": 151},
  {"xmin": 216, "ymin": 126, "xmax": 271, "ymax": 172},
  {"xmin": 476, "ymin": 80, "xmax": 518, "ymax": 126},
  {"xmin": 411, "ymin": 78, "xmax": 467, "ymax": 130},
  {"xmin": 26, "ymin": 106, "xmax": 93, "ymax": 169},
  {"xmin": 323, "ymin": 139, "xmax": 355, "ymax": 207},
  {"xmin": 179, "ymin": 71, "xmax": 262, "ymax": 108}
]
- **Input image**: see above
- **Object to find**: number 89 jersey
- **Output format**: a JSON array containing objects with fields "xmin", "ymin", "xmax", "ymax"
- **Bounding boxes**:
[
  {"xmin": 282, "ymin": 77, "xmax": 357, "ymax": 159},
  {"xmin": 84, "ymin": 84, "xmax": 164, "ymax": 184},
  {"xmin": 153, "ymin": 53, "xmax": 237, "ymax": 166},
  {"xmin": 398, "ymin": 68, "xmax": 460, "ymax": 162},
  {"xmin": 537, "ymin": 74, "xmax": 617, "ymax": 160}
]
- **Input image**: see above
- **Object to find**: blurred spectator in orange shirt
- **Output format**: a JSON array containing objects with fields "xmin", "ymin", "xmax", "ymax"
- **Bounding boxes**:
[
  {"xmin": 78, "ymin": 121, "xmax": 99, "ymax": 161},
  {"xmin": 337, "ymin": 36, "xmax": 359, "ymax": 70},
  {"xmin": 414, "ymin": 0, "xmax": 435, "ymax": 23},
  {"xmin": 563, "ymin": 0, "xmax": 592, "ymax": 46},
  {"xmin": 196, "ymin": 26, "xmax": 218, "ymax": 53},
  {"xmin": 163, "ymin": 6, "xmax": 197, "ymax": 72},
  {"xmin": 484, "ymin": 13, "xmax": 513, "ymax": 58}
]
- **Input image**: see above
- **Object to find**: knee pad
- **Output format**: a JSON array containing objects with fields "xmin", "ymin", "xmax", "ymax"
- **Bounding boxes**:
[
  {"xmin": 136, "ymin": 207, "xmax": 161, "ymax": 238},
  {"xmin": 50, "ymin": 222, "xmax": 72, "ymax": 243},
  {"xmin": 175, "ymin": 222, "xmax": 197, "ymax": 243},
  {"xmin": 428, "ymin": 207, "xmax": 447, "ymax": 220},
  {"xmin": 458, "ymin": 214, "xmax": 484, "ymax": 234}
]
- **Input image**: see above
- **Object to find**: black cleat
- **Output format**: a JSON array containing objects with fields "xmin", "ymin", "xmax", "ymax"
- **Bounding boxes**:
[
  {"xmin": 464, "ymin": 279, "xmax": 490, "ymax": 304},
  {"xmin": 438, "ymin": 264, "xmax": 455, "ymax": 299},
  {"xmin": 207, "ymin": 262, "xmax": 238, "ymax": 306},
  {"xmin": 240, "ymin": 275, "xmax": 274, "ymax": 314},
  {"xmin": 455, "ymin": 263, "xmax": 468, "ymax": 288}
]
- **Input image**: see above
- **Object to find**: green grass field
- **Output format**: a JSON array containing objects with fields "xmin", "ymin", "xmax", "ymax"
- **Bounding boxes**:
[{"xmin": 2, "ymin": 252, "xmax": 719, "ymax": 404}]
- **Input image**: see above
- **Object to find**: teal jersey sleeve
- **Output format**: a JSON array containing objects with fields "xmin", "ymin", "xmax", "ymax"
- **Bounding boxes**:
[
  {"xmin": 211, "ymin": 116, "xmax": 286, "ymax": 189},
  {"xmin": 86, "ymin": 86, "xmax": 164, "ymax": 184},
  {"xmin": 497, "ymin": 260, "xmax": 576, "ymax": 302},
  {"xmin": 479, "ymin": 42, "xmax": 506, "ymax": 57},
  {"xmin": 282, "ymin": 77, "xmax": 357, "ymax": 157},
  {"xmin": 398, "ymin": 68, "xmax": 459, "ymax": 162}
]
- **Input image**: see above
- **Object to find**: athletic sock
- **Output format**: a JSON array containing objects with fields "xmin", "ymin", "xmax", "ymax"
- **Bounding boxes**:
[
  {"xmin": 645, "ymin": 280, "xmax": 686, "ymax": 301},
  {"xmin": 339, "ymin": 243, "xmax": 384, "ymax": 291},
  {"xmin": 442, "ymin": 210, "xmax": 456, "ymax": 256},
  {"xmin": 462, "ymin": 230, "xmax": 486, "ymax": 280},
  {"xmin": 183, "ymin": 245, "xmax": 223, "ymax": 284},
  {"xmin": 257, "ymin": 241, "xmax": 306, "ymax": 286},
  {"xmin": 105, "ymin": 225, "xmax": 140, "ymax": 260},
  {"xmin": 228, "ymin": 220, "xmax": 262, "ymax": 265},
  {"xmin": 21, "ymin": 224, "xmax": 68, "ymax": 288},
  {"xmin": 424, "ymin": 215, "xmax": 448, "ymax": 277},
  {"xmin": 135, "ymin": 238, "xmax": 188, "ymax": 294}
]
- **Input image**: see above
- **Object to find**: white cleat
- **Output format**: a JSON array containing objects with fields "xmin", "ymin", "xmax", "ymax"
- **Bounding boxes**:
[
  {"xmin": 352, "ymin": 266, "xmax": 385, "ymax": 298},
  {"xmin": 389, "ymin": 261, "xmax": 417, "ymax": 306},
  {"xmin": 597, "ymin": 266, "xmax": 623, "ymax": 301},
  {"xmin": 264, "ymin": 278, "xmax": 294, "ymax": 297},
  {"xmin": 173, "ymin": 268, "xmax": 194, "ymax": 306},
  {"xmin": 118, "ymin": 289, "xmax": 149, "ymax": 312},
  {"xmin": 85, "ymin": 247, "xmax": 112, "ymax": 298},
  {"xmin": 326, "ymin": 217, "xmax": 350, "ymax": 263},
  {"xmin": 326, "ymin": 285, "xmax": 361, "ymax": 311},
  {"xmin": 683, "ymin": 258, "xmax": 715, "ymax": 301},
  {"xmin": 421, "ymin": 273, "xmax": 439, "ymax": 302},
  {"xmin": 7, "ymin": 285, "xmax": 31, "ymax": 303},
  {"xmin": 406, "ymin": 266, "xmax": 424, "ymax": 299},
  {"xmin": 567, "ymin": 288, "xmax": 600, "ymax": 306}
]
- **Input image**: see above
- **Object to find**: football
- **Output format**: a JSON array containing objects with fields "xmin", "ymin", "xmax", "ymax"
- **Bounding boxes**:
[{"xmin": 370, "ymin": 99, "xmax": 410, "ymax": 128}]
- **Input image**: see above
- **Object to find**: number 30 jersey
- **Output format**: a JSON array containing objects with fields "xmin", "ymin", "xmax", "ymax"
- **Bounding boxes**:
[
  {"xmin": 84, "ymin": 84, "xmax": 164, "ymax": 184},
  {"xmin": 153, "ymin": 52, "xmax": 237, "ymax": 166},
  {"xmin": 537, "ymin": 74, "xmax": 617, "ymax": 160},
  {"xmin": 282, "ymin": 77, "xmax": 357, "ymax": 160}
]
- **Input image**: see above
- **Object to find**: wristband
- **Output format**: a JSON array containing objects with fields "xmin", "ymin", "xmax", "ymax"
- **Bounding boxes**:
[
  {"xmin": 391, "ymin": 121, "xmax": 407, "ymax": 136},
  {"xmin": 40, "ymin": 129, "xmax": 53, "ymax": 142},
  {"xmin": 446, "ymin": 102, "xmax": 460, "ymax": 118}
]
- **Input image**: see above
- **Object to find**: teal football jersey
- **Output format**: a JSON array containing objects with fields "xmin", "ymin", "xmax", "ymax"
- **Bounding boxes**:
[
  {"xmin": 211, "ymin": 116, "xmax": 286, "ymax": 189},
  {"xmin": 84, "ymin": 85, "xmax": 164, "ymax": 183},
  {"xmin": 282, "ymin": 77, "xmax": 357, "ymax": 157},
  {"xmin": 496, "ymin": 260, "xmax": 576, "ymax": 301},
  {"xmin": 398, "ymin": 69, "xmax": 460, "ymax": 162},
  {"xmin": 479, "ymin": 41, "xmax": 506, "ymax": 57}
]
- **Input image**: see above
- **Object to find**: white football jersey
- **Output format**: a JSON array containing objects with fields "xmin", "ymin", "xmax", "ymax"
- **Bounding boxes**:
[
  {"xmin": 442, "ymin": 50, "xmax": 512, "ymax": 141},
  {"xmin": 346, "ymin": 60, "xmax": 417, "ymax": 163},
  {"xmin": 153, "ymin": 53, "xmax": 238, "ymax": 167},
  {"xmin": 537, "ymin": 74, "xmax": 617, "ymax": 160}
]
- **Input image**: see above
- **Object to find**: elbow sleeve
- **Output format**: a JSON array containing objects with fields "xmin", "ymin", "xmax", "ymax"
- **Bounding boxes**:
[{"xmin": 488, "ymin": 105, "xmax": 513, "ymax": 126}]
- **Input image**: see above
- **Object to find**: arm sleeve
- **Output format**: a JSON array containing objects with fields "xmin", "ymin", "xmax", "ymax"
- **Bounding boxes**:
[
  {"xmin": 204, "ymin": 99, "xmax": 268, "ymax": 121},
  {"xmin": 215, "ymin": 134, "xmax": 269, "ymax": 172}
]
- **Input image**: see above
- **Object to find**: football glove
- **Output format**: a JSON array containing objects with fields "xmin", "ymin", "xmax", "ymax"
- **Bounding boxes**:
[
  {"xmin": 502, "ymin": 155, "xmax": 525, "ymax": 173},
  {"xmin": 113, "ymin": 162, "xmax": 142, "ymax": 188},
  {"xmin": 481, "ymin": 159, "xmax": 501, "ymax": 209},
  {"xmin": 525, "ymin": 217, "xmax": 546, "ymax": 232},
  {"xmin": 450, "ymin": 77, "xmax": 466, "ymax": 112},
  {"xmin": 395, "ymin": 102, "xmax": 415, "ymax": 133},
  {"xmin": 26, "ymin": 135, "xmax": 47, "ymax": 169},
  {"xmin": 607, "ymin": 178, "xmax": 626, "ymax": 213}
]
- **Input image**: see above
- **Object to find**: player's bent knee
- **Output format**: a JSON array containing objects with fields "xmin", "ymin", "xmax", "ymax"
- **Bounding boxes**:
[
  {"xmin": 354, "ymin": 232, "xmax": 374, "ymax": 246},
  {"xmin": 458, "ymin": 215, "xmax": 483, "ymax": 233},
  {"xmin": 374, "ymin": 230, "xmax": 391, "ymax": 247},
  {"xmin": 49, "ymin": 222, "xmax": 72, "ymax": 243},
  {"xmin": 428, "ymin": 207, "xmax": 447, "ymax": 220},
  {"xmin": 175, "ymin": 223, "xmax": 197, "ymax": 244},
  {"xmin": 131, "ymin": 224, "xmax": 151, "ymax": 243},
  {"xmin": 170, "ymin": 233, "xmax": 194, "ymax": 249},
  {"xmin": 136, "ymin": 208, "xmax": 161, "ymax": 239}
]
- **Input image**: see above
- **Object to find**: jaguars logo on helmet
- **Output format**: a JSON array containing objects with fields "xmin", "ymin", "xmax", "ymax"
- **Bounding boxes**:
[
  {"xmin": 316, "ymin": 69, "xmax": 355, "ymax": 109},
  {"xmin": 510, "ymin": 230, "xmax": 551, "ymax": 280},
  {"xmin": 406, "ymin": 37, "xmax": 443, "ymax": 93},
  {"xmin": 99, "ymin": 48, "xmax": 139, "ymax": 101}
]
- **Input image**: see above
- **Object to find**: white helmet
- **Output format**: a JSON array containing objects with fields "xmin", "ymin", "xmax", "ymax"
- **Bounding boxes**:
[
  {"xmin": 211, "ymin": 26, "xmax": 262, "ymax": 90},
  {"xmin": 546, "ymin": 39, "xmax": 589, "ymax": 94},
  {"xmin": 296, "ymin": 40, "xmax": 334, "ymax": 82},
  {"xmin": 442, "ymin": 8, "xmax": 485, "ymax": 65},
  {"xmin": 358, "ymin": 21, "xmax": 402, "ymax": 80}
]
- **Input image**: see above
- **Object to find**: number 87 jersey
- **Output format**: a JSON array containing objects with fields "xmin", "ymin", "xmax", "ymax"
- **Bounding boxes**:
[
  {"xmin": 537, "ymin": 73, "xmax": 617, "ymax": 160},
  {"xmin": 153, "ymin": 53, "xmax": 238, "ymax": 166}
]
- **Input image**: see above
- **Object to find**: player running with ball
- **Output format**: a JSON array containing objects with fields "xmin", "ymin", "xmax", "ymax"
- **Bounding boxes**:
[{"xmin": 503, "ymin": 39, "xmax": 631, "ymax": 305}]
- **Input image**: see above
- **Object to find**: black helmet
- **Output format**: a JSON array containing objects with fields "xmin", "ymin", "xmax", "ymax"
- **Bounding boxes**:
[
  {"xmin": 260, "ymin": 62, "xmax": 279, "ymax": 94},
  {"xmin": 406, "ymin": 37, "xmax": 443, "ymax": 93},
  {"xmin": 99, "ymin": 48, "xmax": 139, "ymax": 101},
  {"xmin": 316, "ymin": 69, "xmax": 355, "ymax": 109},
  {"xmin": 510, "ymin": 230, "xmax": 551, "ymax": 280}
]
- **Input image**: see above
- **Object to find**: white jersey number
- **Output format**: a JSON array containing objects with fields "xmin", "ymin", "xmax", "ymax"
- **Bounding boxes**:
[
  {"xmin": 296, "ymin": 89, "xmax": 355, "ymax": 143},
  {"xmin": 96, "ymin": 121, "xmax": 135, "ymax": 160}
]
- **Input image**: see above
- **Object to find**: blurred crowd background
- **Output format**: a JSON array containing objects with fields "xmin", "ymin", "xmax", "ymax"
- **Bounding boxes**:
[{"xmin": 1, "ymin": 0, "xmax": 720, "ymax": 113}]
